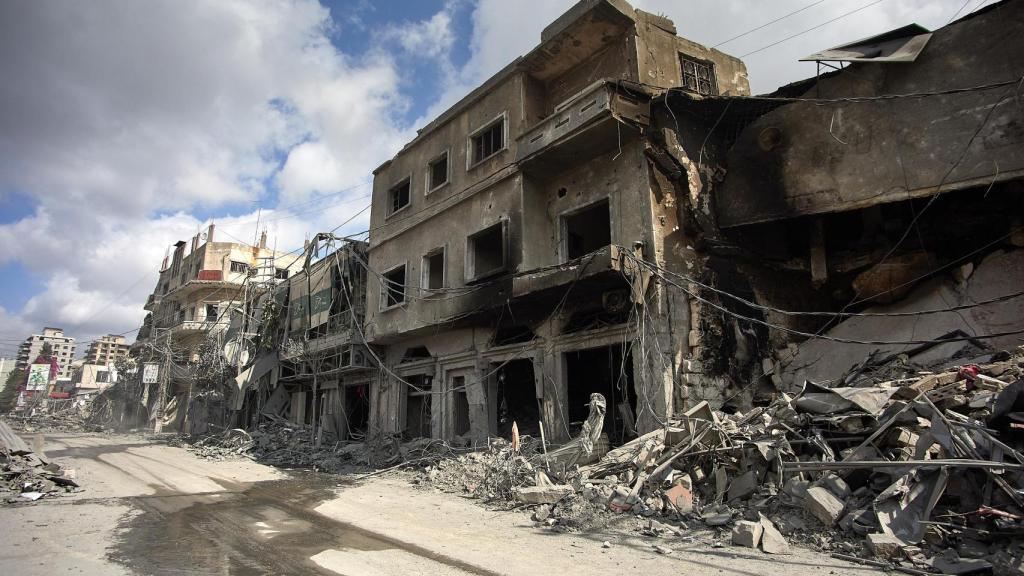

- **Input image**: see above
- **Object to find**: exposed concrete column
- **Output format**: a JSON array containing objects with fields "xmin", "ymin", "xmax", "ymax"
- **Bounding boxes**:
[
  {"xmin": 535, "ymin": 316, "xmax": 569, "ymax": 442},
  {"xmin": 466, "ymin": 358, "xmax": 489, "ymax": 444},
  {"xmin": 431, "ymin": 359, "xmax": 444, "ymax": 439},
  {"xmin": 633, "ymin": 279, "xmax": 677, "ymax": 434}
]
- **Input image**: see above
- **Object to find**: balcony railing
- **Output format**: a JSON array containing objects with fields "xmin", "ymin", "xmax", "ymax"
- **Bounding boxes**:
[{"xmin": 516, "ymin": 81, "xmax": 650, "ymax": 167}]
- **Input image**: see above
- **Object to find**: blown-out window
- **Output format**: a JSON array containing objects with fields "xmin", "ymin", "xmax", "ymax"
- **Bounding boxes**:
[
  {"xmin": 389, "ymin": 179, "xmax": 410, "ymax": 216},
  {"xmin": 427, "ymin": 152, "xmax": 449, "ymax": 192},
  {"xmin": 381, "ymin": 264, "xmax": 407, "ymax": 309},
  {"xmin": 467, "ymin": 221, "xmax": 507, "ymax": 282},
  {"xmin": 470, "ymin": 115, "xmax": 505, "ymax": 166}
]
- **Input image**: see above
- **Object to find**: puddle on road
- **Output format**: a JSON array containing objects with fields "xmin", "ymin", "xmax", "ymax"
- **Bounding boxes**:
[{"xmin": 109, "ymin": 472, "xmax": 489, "ymax": 576}]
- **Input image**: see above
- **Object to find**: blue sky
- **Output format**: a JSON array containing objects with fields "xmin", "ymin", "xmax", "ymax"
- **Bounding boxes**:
[{"xmin": 0, "ymin": 0, "xmax": 987, "ymax": 351}]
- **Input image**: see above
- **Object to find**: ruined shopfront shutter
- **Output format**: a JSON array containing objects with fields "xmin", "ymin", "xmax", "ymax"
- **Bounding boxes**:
[
  {"xmin": 288, "ymin": 271, "xmax": 308, "ymax": 334},
  {"xmin": 308, "ymin": 265, "xmax": 332, "ymax": 329}
]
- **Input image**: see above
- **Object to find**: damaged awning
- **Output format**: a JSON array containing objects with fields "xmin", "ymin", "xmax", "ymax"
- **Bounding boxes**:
[
  {"xmin": 232, "ymin": 353, "xmax": 278, "ymax": 410},
  {"xmin": 800, "ymin": 24, "xmax": 932, "ymax": 63}
]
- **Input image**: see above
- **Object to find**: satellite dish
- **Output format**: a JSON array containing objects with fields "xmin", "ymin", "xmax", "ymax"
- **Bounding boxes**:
[
  {"xmin": 223, "ymin": 341, "xmax": 238, "ymax": 361},
  {"xmin": 238, "ymin": 350, "xmax": 250, "ymax": 366}
]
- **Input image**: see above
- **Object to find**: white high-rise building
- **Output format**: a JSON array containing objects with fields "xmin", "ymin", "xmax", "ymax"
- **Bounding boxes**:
[{"xmin": 16, "ymin": 327, "xmax": 77, "ymax": 379}]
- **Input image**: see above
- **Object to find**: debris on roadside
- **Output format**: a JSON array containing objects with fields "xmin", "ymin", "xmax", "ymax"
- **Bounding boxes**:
[
  {"xmin": 177, "ymin": 416, "xmax": 407, "ymax": 473},
  {"xmin": 419, "ymin": 346, "xmax": 1024, "ymax": 572},
  {"xmin": 0, "ymin": 420, "xmax": 80, "ymax": 504}
]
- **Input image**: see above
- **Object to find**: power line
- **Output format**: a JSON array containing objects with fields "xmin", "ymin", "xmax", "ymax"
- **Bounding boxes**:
[
  {"xmin": 713, "ymin": 0, "xmax": 829, "ymax": 48},
  {"xmin": 946, "ymin": 0, "xmax": 974, "ymax": 23},
  {"xmin": 739, "ymin": 0, "xmax": 888, "ymax": 58}
]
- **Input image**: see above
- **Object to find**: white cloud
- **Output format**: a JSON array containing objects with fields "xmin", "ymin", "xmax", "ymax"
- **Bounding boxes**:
[
  {"xmin": 0, "ymin": 0, "xmax": 433, "ymax": 348},
  {"xmin": 382, "ymin": 10, "xmax": 457, "ymax": 60}
]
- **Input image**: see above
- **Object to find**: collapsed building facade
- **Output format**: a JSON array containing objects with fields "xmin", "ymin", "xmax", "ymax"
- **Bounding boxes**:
[
  {"xmin": 129, "ymin": 224, "xmax": 304, "ymax": 431},
  {"xmin": 361, "ymin": 0, "xmax": 1024, "ymax": 447},
  {"xmin": 233, "ymin": 236, "xmax": 373, "ymax": 443}
]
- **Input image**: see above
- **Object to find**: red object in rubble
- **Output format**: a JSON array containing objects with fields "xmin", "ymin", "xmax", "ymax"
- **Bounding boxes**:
[{"xmin": 958, "ymin": 365, "xmax": 980, "ymax": 381}]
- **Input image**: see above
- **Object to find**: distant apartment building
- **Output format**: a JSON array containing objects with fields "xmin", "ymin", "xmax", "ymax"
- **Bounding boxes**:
[
  {"xmin": 84, "ymin": 334, "xmax": 130, "ymax": 366},
  {"xmin": 0, "ymin": 357, "xmax": 15, "ymax": 386},
  {"xmin": 135, "ymin": 224, "xmax": 305, "ymax": 355},
  {"xmin": 16, "ymin": 327, "xmax": 76, "ymax": 378}
]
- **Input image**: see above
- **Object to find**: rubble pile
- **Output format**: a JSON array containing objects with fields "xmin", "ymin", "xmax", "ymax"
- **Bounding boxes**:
[
  {"xmin": 7, "ymin": 411, "xmax": 101, "ymax": 434},
  {"xmin": 425, "ymin": 349, "xmax": 1024, "ymax": 574},
  {"xmin": 181, "ymin": 417, "xmax": 373, "ymax": 472},
  {"xmin": 0, "ymin": 420, "xmax": 79, "ymax": 504}
]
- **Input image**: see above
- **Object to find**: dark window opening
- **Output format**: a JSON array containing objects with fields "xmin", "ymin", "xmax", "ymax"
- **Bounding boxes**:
[
  {"xmin": 471, "ymin": 117, "xmax": 505, "ymax": 165},
  {"xmin": 428, "ymin": 153, "xmax": 448, "ymax": 191},
  {"xmin": 452, "ymin": 376, "xmax": 471, "ymax": 437},
  {"xmin": 492, "ymin": 359, "xmax": 539, "ymax": 439},
  {"xmin": 564, "ymin": 200, "xmax": 611, "ymax": 260},
  {"xmin": 382, "ymin": 265, "xmax": 406, "ymax": 308},
  {"xmin": 389, "ymin": 179, "xmax": 410, "ymax": 215},
  {"xmin": 205, "ymin": 304, "xmax": 218, "ymax": 320},
  {"xmin": 493, "ymin": 325, "xmax": 535, "ymax": 346},
  {"xmin": 681, "ymin": 56, "xmax": 716, "ymax": 96},
  {"xmin": 275, "ymin": 268, "xmax": 289, "ymax": 280},
  {"xmin": 401, "ymin": 346, "xmax": 432, "ymax": 362},
  {"xmin": 468, "ymin": 222, "xmax": 506, "ymax": 281},
  {"xmin": 405, "ymin": 375, "xmax": 433, "ymax": 439},
  {"xmin": 423, "ymin": 249, "xmax": 445, "ymax": 291},
  {"xmin": 561, "ymin": 301, "xmax": 630, "ymax": 334},
  {"xmin": 344, "ymin": 384, "xmax": 370, "ymax": 438},
  {"xmin": 230, "ymin": 260, "xmax": 248, "ymax": 273},
  {"xmin": 565, "ymin": 344, "xmax": 637, "ymax": 446}
]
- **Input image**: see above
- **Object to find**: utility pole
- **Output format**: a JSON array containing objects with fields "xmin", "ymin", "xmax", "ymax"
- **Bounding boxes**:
[{"xmin": 154, "ymin": 331, "xmax": 171, "ymax": 433}]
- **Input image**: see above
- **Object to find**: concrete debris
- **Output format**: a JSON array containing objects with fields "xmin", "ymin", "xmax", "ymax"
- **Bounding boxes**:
[
  {"xmin": 866, "ymin": 532, "xmax": 903, "ymax": 559},
  {"xmin": 419, "ymin": 346, "xmax": 1024, "ymax": 565},
  {"xmin": 759, "ymin": 516, "xmax": 791, "ymax": 555},
  {"xmin": 176, "ymin": 416, "xmax": 385, "ymax": 473},
  {"xmin": 514, "ymin": 485, "xmax": 574, "ymax": 505},
  {"xmin": 805, "ymin": 487, "xmax": 845, "ymax": 527},
  {"xmin": 1, "ymin": 420, "xmax": 80, "ymax": 504},
  {"xmin": 731, "ymin": 520, "xmax": 763, "ymax": 548}
]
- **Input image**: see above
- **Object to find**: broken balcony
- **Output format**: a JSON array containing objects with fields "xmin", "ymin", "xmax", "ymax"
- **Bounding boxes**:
[
  {"xmin": 516, "ymin": 80, "xmax": 651, "ymax": 172},
  {"xmin": 512, "ymin": 244, "xmax": 635, "ymax": 299},
  {"xmin": 143, "ymin": 293, "xmax": 161, "ymax": 311}
]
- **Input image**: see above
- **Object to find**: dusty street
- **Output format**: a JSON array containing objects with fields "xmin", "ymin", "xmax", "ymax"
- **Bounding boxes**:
[{"xmin": 0, "ymin": 431, "xmax": 876, "ymax": 576}]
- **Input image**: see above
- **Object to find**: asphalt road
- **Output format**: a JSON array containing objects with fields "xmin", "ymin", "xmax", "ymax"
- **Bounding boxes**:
[{"xmin": 0, "ymin": 431, "xmax": 877, "ymax": 576}]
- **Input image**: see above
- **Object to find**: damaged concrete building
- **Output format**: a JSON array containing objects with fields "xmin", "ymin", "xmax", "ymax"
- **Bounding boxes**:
[
  {"xmin": 659, "ymin": 0, "xmax": 1024, "ymax": 405},
  {"xmin": 132, "ymin": 225, "xmax": 304, "ymax": 430},
  {"xmin": 364, "ymin": 0, "xmax": 749, "ymax": 445},
  {"xmin": 233, "ymin": 236, "xmax": 373, "ymax": 442},
  {"xmin": 135, "ymin": 224, "xmax": 301, "ymax": 354},
  {"xmin": 362, "ymin": 0, "xmax": 1024, "ymax": 447}
]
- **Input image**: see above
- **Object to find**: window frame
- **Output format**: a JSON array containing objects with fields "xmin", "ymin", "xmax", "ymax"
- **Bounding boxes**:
[
  {"xmin": 679, "ymin": 55, "xmax": 718, "ymax": 96},
  {"xmin": 379, "ymin": 262, "xmax": 408, "ymax": 311},
  {"xmin": 421, "ymin": 246, "xmax": 447, "ymax": 295},
  {"xmin": 229, "ymin": 260, "xmax": 248, "ymax": 274},
  {"xmin": 465, "ymin": 220, "xmax": 509, "ymax": 283},
  {"xmin": 386, "ymin": 176, "xmax": 412, "ymax": 218},
  {"xmin": 558, "ymin": 197, "xmax": 613, "ymax": 263},
  {"xmin": 425, "ymin": 150, "xmax": 450, "ymax": 195},
  {"xmin": 466, "ymin": 112, "xmax": 508, "ymax": 169}
]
